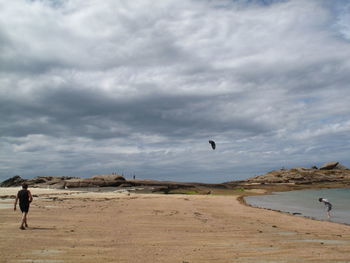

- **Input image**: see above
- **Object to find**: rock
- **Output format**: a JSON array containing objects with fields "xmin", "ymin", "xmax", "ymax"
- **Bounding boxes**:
[
  {"xmin": 0, "ymin": 176, "xmax": 26, "ymax": 187},
  {"xmin": 334, "ymin": 163, "xmax": 348, "ymax": 170},
  {"xmin": 91, "ymin": 174, "xmax": 125, "ymax": 181},
  {"xmin": 27, "ymin": 176, "xmax": 78, "ymax": 187},
  {"xmin": 64, "ymin": 174, "xmax": 126, "ymax": 188},
  {"xmin": 30, "ymin": 177, "xmax": 49, "ymax": 184},
  {"xmin": 320, "ymin": 162, "xmax": 339, "ymax": 170}
]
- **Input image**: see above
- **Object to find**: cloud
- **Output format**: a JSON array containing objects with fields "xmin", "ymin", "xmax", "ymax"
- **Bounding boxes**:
[{"xmin": 1, "ymin": 0, "xmax": 350, "ymax": 182}]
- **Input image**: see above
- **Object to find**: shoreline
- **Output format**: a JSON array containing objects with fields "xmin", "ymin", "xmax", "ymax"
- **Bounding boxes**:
[
  {"xmin": 241, "ymin": 195, "xmax": 350, "ymax": 227},
  {"xmin": 240, "ymin": 186, "xmax": 350, "ymax": 227}
]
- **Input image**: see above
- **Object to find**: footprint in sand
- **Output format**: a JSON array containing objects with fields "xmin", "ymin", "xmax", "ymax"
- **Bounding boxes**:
[
  {"xmin": 152, "ymin": 210, "xmax": 179, "ymax": 216},
  {"xmin": 193, "ymin": 212, "xmax": 208, "ymax": 223},
  {"xmin": 167, "ymin": 210, "xmax": 179, "ymax": 216}
]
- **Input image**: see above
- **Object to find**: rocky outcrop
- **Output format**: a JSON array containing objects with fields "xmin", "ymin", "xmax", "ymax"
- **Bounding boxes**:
[
  {"xmin": 64, "ymin": 174, "xmax": 126, "ymax": 188},
  {"xmin": 0, "ymin": 176, "xmax": 25, "ymax": 187},
  {"xmin": 320, "ymin": 162, "xmax": 339, "ymax": 170},
  {"xmin": 245, "ymin": 162, "xmax": 350, "ymax": 185},
  {"xmin": 91, "ymin": 174, "xmax": 125, "ymax": 181},
  {"xmin": 29, "ymin": 176, "xmax": 78, "ymax": 186},
  {"xmin": 0, "ymin": 174, "xmax": 126, "ymax": 188},
  {"xmin": 320, "ymin": 162, "xmax": 348, "ymax": 170}
]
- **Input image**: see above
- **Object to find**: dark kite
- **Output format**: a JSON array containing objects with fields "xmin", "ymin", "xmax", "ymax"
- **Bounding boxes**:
[{"xmin": 209, "ymin": 140, "xmax": 216, "ymax": 150}]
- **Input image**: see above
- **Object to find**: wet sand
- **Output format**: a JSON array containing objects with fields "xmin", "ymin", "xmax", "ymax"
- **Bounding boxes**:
[{"xmin": 1, "ymin": 187, "xmax": 350, "ymax": 263}]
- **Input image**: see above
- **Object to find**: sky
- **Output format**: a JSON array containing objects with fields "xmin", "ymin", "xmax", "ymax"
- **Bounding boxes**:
[{"xmin": 1, "ymin": 0, "xmax": 350, "ymax": 183}]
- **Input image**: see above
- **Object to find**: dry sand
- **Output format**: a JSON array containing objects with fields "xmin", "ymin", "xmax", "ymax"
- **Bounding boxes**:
[{"xmin": 1, "ymin": 187, "xmax": 350, "ymax": 263}]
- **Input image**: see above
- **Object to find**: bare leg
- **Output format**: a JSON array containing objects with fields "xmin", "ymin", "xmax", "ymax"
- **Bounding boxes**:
[
  {"xmin": 24, "ymin": 213, "xmax": 28, "ymax": 227},
  {"xmin": 327, "ymin": 211, "xmax": 331, "ymax": 219},
  {"xmin": 21, "ymin": 212, "xmax": 28, "ymax": 229}
]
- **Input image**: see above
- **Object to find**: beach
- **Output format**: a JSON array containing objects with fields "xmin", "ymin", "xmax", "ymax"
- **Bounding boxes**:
[{"xmin": 1, "ymin": 188, "xmax": 350, "ymax": 263}]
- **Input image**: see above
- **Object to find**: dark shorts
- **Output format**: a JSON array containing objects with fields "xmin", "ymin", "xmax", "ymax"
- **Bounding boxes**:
[
  {"xmin": 19, "ymin": 204, "xmax": 29, "ymax": 213},
  {"xmin": 326, "ymin": 205, "xmax": 332, "ymax": 212}
]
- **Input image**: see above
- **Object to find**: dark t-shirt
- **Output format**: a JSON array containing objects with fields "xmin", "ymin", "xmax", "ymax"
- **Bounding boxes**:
[{"xmin": 17, "ymin": 189, "xmax": 30, "ymax": 206}]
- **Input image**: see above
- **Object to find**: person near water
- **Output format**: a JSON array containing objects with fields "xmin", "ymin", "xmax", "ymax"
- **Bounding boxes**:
[
  {"xmin": 14, "ymin": 183, "xmax": 33, "ymax": 230},
  {"xmin": 318, "ymin": 197, "xmax": 332, "ymax": 219}
]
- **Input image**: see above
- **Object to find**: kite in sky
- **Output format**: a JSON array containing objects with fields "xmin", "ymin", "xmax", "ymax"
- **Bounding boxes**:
[{"xmin": 209, "ymin": 140, "xmax": 216, "ymax": 150}]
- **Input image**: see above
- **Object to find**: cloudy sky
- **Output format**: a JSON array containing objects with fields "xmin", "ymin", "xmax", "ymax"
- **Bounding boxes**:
[{"xmin": 1, "ymin": 0, "xmax": 350, "ymax": 183}]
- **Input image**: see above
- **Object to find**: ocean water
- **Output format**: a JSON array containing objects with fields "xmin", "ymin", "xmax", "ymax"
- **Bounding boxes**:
[{"xmin": 244, "ymin": 188, "xmax": 350, "ymax": 225}]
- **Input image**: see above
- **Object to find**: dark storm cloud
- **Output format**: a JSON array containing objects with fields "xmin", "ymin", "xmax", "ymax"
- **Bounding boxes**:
[{"xmin": 1, "ymin": 84, "xmax": 270, "ymax": 140}]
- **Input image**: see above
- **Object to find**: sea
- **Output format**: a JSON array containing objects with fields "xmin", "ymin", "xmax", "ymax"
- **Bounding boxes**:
[{"xmin": 244, "ymin": 188, "xmax": 350, "ymax": 225}]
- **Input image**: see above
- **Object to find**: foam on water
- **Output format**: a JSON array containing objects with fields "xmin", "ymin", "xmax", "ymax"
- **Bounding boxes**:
[{"xmin": 244, "ymin": 188, "xmax": 350, "ymax": 225}]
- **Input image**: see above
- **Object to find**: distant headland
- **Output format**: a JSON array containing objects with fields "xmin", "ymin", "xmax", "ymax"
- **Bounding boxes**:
[{"xmin": 1, "ymin": 161, "xmax": 350, "ymax": 194}]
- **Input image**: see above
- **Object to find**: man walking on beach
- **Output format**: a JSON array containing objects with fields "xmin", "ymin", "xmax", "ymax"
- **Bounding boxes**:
[
  {"xmin": 14, "ymin": 183, "xmax": 33, "ymax": 230},
  {"xmin": 318, "ymin": 198, "xmax": 332, "ymax": 219}
]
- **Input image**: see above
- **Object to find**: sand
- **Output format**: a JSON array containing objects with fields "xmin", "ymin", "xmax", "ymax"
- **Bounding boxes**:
[{"xmin": 1, "ymin": 187, "xmax": 350, "ymax": 263}]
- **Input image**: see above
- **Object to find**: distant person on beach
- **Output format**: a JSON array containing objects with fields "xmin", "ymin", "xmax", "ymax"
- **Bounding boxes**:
[
  {"xmin": 318, "ymin": 198, "xmax": 332, "ymax": 219},
  {"xmin": 14, "ymin": 183, "xmax": 33, "ymax": 230}
]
